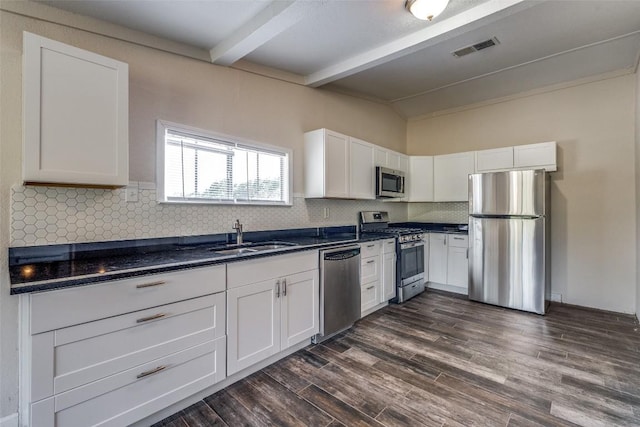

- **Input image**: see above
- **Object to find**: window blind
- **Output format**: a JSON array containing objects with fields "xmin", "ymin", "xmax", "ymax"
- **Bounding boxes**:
[{"xmin": 162, "ymin": 126, "xmax": 290, "ymax": 205}]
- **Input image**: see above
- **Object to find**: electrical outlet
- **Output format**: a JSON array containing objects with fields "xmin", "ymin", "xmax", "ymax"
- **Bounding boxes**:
[
  {"xmin": 125, "ymin": 186, "xmax": 138, "ymax": 202},
  {"xmin": 323, "ymin": 207, "xmax": 330, "ymax": 219}
]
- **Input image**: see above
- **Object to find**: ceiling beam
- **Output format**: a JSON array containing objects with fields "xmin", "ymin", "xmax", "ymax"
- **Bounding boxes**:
[
  {"xmin": 209, "ymin": 0, "xmax": 322, "ymax": 66},
  {"xmin": 304, "ymin": 0, "xmax": 537, "ymax": 87}
]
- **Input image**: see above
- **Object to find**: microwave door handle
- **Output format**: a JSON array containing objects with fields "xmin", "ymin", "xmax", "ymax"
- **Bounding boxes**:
[{"xmin": 399, "ymin": 176, "xmax": 405, "ymax": 193}]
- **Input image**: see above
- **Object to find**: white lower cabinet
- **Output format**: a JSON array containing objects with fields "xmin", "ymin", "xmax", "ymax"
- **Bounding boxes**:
[
  {"xmin": 428, "ymin": 233, "xmax": 469, "ymax": 294},
  {"xmin": 226, "ymin": 251, "xmax": 319, "ymax": 375},
  {"xmin": 381, "ymin": 239, "xmax": 396, "ymax": 302},
  {"xmin": 428, "ymin": 234, "xmax": 448, "ymax": 284},
  {"xmin": 360, "ymin": 241, "xmax": 381, "ymax": 315},
  {"xmin": 23, "ymin": 266, "xmax": 227, "ymax": 427},
  {"xmin": 361, "ymin": 239, "xmax": 396, "ymax": 317}
]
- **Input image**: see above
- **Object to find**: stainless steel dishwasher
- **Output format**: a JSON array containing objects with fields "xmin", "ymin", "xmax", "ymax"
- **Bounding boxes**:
[{"xmin": 313, "ymin": 245, "xmax": 361, "ymax": 344}]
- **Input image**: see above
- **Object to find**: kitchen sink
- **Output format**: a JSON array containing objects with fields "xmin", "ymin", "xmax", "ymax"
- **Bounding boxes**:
[
  {"xmin": 212, "ymin": 247, "xmax": 258, "ymax": 255},
  {"xmin": 248, "ymin": 243, "xmax": 297, "ymax": 251},
  {"xmin": 210, "ymin": 241, "xmax": 298, "ymax": 255}
]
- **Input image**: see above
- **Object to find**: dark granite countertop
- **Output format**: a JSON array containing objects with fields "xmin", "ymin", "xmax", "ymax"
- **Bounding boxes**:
[{"xmin": 9, "ymin": 226, "xmax": 394, "ymax": 295}]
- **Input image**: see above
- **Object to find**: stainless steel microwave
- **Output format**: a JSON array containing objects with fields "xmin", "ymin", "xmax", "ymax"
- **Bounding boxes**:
[{"xmin": 376, "ymin": 166, "xmax": 405, "ymax": 198}]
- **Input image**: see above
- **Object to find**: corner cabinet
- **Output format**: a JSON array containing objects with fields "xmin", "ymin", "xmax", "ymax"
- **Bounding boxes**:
[
  {"xmin": 433, "ymin": 152, "xmax": 475, "ymax": 201},
  {"xmin": 22, "ymin": 32, "xmax": 129, "ymax": 187},
  {"xmin": 226, "ymin": 251, "xmax": 319, "ymax": 375}
]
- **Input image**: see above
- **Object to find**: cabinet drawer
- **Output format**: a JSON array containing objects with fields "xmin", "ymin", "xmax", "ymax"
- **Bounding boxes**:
[
  {"xmin": 227, "ymin": 250, "xmax": 317, "ymax": 289},
  {"xmin": 361, "ymin": 282, "xmax": 379, "ymax": 314},
  {"xmin": 361, "ymin": 255, "xmax": 380, "ymax": 285},
  {"xmin": 45, "ymin": 293, "xmax": 224, "ymax": 398},
  {"xmin": 30, "ymin": 265, "xmax": 226, "ymax": 334},
  {"xmin": 360, "ymin": 241, "xmax": 381, "ymax": 258},
  {"xmin": 382, "ymin": 238, "xmax": 396, "ymax": 254},
  {"xmin": 448, "ymin": 235, "xmax": 468, "ymax": 248},
  {"xmin": 50, "ymin": 338, "xmax": 225, "ymax": 427}
]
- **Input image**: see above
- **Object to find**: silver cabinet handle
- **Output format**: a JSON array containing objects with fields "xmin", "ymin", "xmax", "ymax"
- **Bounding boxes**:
[
  {"xmin": 466, "ymin": 249, "xmax": 469, "ymax": 259},
  {"xmin": 136, "ymin": 280, "xmax": 166, "ymax": 289},
  {"xmin": 136, "ymin": 365, "xmax": 167, "ymax": 379},
  {"xmin": 453, "ymin": 237, "xmax": 464, "ymax": 240},
  {"xmin": 367, "ymin": 244, "xmax": 375, "ymax": 248},
  {"xmin": 282, "ymin": 278, "xmax": 287, "ymax": 296},
  {"xmin": 366, "ymin": 260, "xmax": 375, "ymax": 264},
  {"xmin": 366, "ymin": 285, "xmax": 375, "ymax": 290},
  {"xmin": 275, "ymin": 280, "xmax": 280, "ymax": 298},
  {"xmin": 136, "ymin": 313, "xmax": 166, "ymax": 323}
]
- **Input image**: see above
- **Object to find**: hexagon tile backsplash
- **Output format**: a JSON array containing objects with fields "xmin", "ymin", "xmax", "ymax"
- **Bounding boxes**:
[{"xmin": 10, "ymin": 184, "xmax": 409, "ymax": 247}]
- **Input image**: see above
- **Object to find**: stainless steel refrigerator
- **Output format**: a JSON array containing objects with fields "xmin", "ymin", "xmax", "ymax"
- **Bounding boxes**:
[{"xmin": 468, "ymin": 169, "xmax": 550, "ymax": 314}]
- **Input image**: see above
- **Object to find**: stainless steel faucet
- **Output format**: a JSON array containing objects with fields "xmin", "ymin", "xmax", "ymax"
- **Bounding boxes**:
[{"xmin": 232, "ymin": 219, "xmax": 243, "ymax": 245}]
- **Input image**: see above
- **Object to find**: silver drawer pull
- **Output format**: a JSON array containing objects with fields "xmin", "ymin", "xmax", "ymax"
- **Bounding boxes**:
[
  {"xmin": 136, "ymin": 313, "xmax": 166, "ymax": 323},
  {"xmin": 366, "ymin": 285, "xmax": 375, "ymax": 290},
  {"xmin": 136, "ymin": 280, "xmax": 166, "ymax": 289},
  {"xmin": 366, "ymin": 244, "xmax": 375, "ymax": 248},
  {"xmin": 136, "ymin": 365, "xmax": 167, "ymax": 379},
  {"xmin": 282, "ymin": 278, "xmax": 287, "ymax": 297},
  {"xmin": 453, "ymin": 237, "xmax": 464, "ymax": 240},
  {"xmin": 366, "ymin": 260, "xmax": 375, "ymax": 264}
]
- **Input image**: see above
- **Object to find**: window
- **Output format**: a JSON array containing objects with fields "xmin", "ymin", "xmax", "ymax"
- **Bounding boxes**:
[{"xmin": 157, "ymin": 121, "xmax": 291, "ymax": 205}]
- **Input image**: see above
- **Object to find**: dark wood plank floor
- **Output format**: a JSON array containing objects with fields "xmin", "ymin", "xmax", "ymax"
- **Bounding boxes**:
[{"xmin": 153, "ymin": 290, "xmax": 640, "ymax": 427}]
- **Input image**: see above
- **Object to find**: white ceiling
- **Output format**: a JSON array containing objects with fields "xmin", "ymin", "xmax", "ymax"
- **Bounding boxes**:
[{"xmin": 39, "ymin": 0, "xmax": 640, "ymax": 117}]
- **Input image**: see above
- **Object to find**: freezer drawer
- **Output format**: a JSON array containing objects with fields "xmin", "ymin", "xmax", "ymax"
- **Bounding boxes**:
[
  {"xmin": 469, "ymin": 216, "xmax": 546, "ymax": 314},
  {"xmin": 469, "ymin": 169, "xmax": 546, "ymax": 217}
]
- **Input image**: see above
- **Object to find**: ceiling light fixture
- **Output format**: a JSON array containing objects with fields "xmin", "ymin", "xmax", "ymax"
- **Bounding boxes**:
[{"xmin": 405, "ymin": 0, "xmax": 450, "ymax": 21}]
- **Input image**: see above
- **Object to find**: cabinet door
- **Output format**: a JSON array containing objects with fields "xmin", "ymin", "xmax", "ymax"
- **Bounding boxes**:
[
  {"xmin": 387, "ymin": 151, "xmax": 401, "ymax": 170},
  {"xmin": 361, "ymin": 255, "xmax": 380, "ymax": 285},
  {"xmin": 408, "ymin": 156, "xmax": 434, "ymax": 202},
  {"xmin": 350, "ymin": 138, "xmax": 375, "ymax": 199},
  {"xmin": 23, "ymin": 32, "xmax": 128, "ymax": 187},
  {"xmin": 475, "ymin": 147, "xmax": 514, "ymax": 172},
  {"xmin": 447, "ymin": 246, "xmax": 469, "ymax": 290},
  {"xmin": 381, "ymin": 252, "xmax": 396, "ymax": 302},
  {"xmin": 433, "ymin": 152, "xmax": 475, "ymax": 201},
  {"xmin": 374, "ymin": 147, "xmax": 388, "ymax": 167},
  {"xmin": 227, "ymin": 279, "xmax": 280, "ymax": 375},
  {"xmin": 428, "ymin": 234, "xmax": 447, "ymax": 284},
  {"xmin": 513, "ymin": 141, "xmax": 557, "ymax": 171},
  {"xmin": 281, "ymin": 270, "xmax": 319, "ymax": 349},
  {"xmin": 324, "ymin": 131, "xmax": 350, "ymax": 198},
  {"xmin": 398, "ymin": 155, "xmax": 409, "ymax": 173},
  {"xmin": 361, "ymin": 282, "xmax": 379, "ymax": 314}
]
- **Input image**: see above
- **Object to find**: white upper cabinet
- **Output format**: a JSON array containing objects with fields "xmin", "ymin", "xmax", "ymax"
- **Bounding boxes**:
[
  {"xmin": 22, "ymin": 32, "xmax": 129, "ymax": 187},
  {"xmin": 475, "ymin": 147, "xmax": 514, "ymax": 172},
  {"xmin": 304, "ymin": 129, "xmax": 350, "ymax": 198},
  {"xmin": 377, "ymin": 149, "xmax": 408, "ymax": 172},
  {"xmin": 408, "ymin": 156, "xmax": 434, "ymax": 202},
  {"xmin": 433, "ymin": 152, "xmax": 475, "ymax": 202},
  {"xmin": 349, "ymin": 137, "xmax": 375, "ymax": 200},
  {"xmin": 513, "ymin": 141, "xmax": 557, "ymax": 171},
  {"xmin": 375, "ymin": 147, "xmax": 388, "ymax": 167}
]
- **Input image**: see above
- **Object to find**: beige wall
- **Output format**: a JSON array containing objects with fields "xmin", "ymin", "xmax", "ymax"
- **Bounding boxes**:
[
  {"xmin": 0, "ymin": 9, "xmax": 406, "ymax": 419},
  {"xmin": 408, "ymin": 74, "xmax": 637, "ymax": 314}
]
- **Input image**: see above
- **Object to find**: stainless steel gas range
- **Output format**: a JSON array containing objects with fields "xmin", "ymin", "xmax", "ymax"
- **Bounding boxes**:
[{"xmin": 360, "ymin": 211, "xmax": 425, "ymax": 303}]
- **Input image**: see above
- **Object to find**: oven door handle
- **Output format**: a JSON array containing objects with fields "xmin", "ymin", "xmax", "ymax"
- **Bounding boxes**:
[{"xmin": 400, "ymin": 241, "xmax": 425, "ymax": 250}]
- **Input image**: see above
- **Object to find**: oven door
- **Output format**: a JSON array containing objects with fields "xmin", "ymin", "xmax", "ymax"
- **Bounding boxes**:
[{"xmin": 399, "ymin": 241, "xmax": 425, "ymax": 286}]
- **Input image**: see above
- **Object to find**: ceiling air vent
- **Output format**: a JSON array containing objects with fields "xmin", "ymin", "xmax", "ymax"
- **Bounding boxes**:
[{"xmin": 452, "ymin": 37, "xmax": 500, "ymax": 58}]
